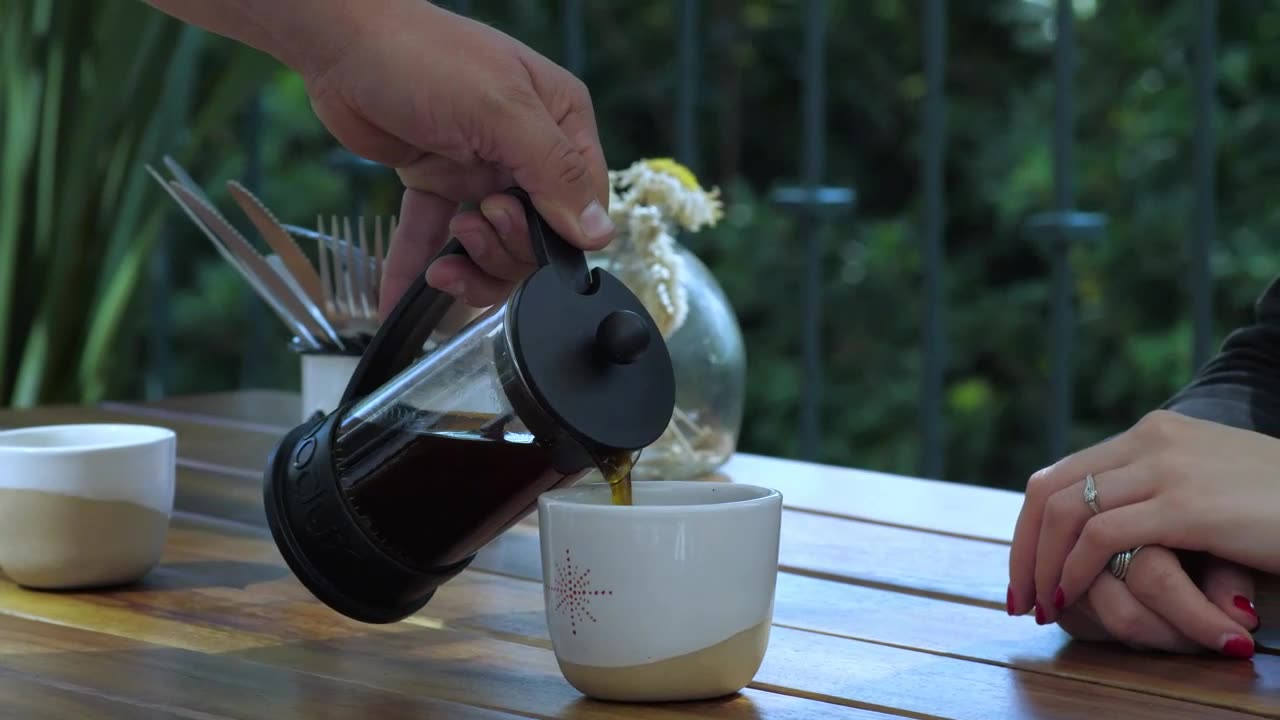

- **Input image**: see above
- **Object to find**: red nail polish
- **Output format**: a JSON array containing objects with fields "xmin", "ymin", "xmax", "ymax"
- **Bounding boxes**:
[
  {"xmin": 1234, "ymin": 595, "xmax": 1258, "ymax": 619},
  {"xmin": 1035, "ymin": 603, "xmax": 1047, "ymax": 625},
  {"xmin": 1222, "ymin": 636, "xmax": 1255, "ymax": 660},
  {"xmin": 1054, "ymin": 586, "xmax": 1065, "ymax": 610},
  {"xmin": 1006, "ymin": 586, "xmax": 1015, "ymax": 616}
]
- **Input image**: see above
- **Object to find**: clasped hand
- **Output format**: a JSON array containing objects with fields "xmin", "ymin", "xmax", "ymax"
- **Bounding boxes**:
[{"xmin": 1008, "ymin": 410, "xmax": 1280, "ymax": 658}]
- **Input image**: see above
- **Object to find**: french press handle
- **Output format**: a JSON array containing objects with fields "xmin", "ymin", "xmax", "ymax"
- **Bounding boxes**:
[{"xmin": 339, "ymin": 188, "xmax": 593, "ymax": 405}]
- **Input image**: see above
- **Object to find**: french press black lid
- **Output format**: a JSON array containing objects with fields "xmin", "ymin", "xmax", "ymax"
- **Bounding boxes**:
[{"xmin": 262, "ymin": 188, "xmax": 676, "ymax": 623}]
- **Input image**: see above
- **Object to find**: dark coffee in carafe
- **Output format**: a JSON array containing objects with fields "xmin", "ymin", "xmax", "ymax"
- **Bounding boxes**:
[
  {"xmin": 263, "ymin": 188, "xmax": 673, "ymax": 625},
  {"xmin": 335, "ymin": 408, "xmax": 578, "ymax": 570}
]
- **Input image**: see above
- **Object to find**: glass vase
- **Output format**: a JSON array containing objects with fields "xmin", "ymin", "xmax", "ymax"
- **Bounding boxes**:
[{"xmin": 591, "ymin": 241, "xmax": 746, "ymax": 480}]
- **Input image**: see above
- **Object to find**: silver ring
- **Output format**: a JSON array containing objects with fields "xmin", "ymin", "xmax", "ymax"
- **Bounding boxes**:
[
  {"xmin": 1109, "ymin": 546, "xmax": 1145, "ymax": 580},
  {"xmin": 1084, "ymin": 473, "xmax": 1101, "ymax": 514}
]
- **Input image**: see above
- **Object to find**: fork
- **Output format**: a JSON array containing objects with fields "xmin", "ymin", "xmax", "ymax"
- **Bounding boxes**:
[{"xmin": 315, "ymin": 214, "xmax": 393, "ymax": 337}]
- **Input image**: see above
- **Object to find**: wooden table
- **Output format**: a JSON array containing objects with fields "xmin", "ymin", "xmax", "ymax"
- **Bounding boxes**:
[{"xmin": 0, "ymin": 390, "xmax": 1276, "ymax": 719}]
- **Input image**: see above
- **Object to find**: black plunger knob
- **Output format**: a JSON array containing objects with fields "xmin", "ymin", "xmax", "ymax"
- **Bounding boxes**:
[{"xmin": 595, "ymin": 310, "xmax": 651, "ymax": 365}]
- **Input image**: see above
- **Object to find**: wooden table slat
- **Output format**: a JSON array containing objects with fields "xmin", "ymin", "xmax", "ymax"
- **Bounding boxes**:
[{"xmin": 0, "ymin": 614, "xmax": 523, "ymax": 720}]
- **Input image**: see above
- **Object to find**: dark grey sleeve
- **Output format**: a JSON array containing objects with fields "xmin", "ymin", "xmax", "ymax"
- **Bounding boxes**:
[{"xmin": 1162, "ymin": 276, "xmax": 1280, "ymax": 437}]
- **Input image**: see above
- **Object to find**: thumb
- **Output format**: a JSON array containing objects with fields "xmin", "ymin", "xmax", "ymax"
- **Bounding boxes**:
[
  {"xmin": 485, "ymin": 83, "xmax": 613, "ymax": 252},
  {"xmin": 1201, "ymin": 557, "xmax": 1260, "ymax": 632}
]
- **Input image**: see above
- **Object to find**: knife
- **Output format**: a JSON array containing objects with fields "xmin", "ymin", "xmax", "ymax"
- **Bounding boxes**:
[
  {"xmin": 162, "ymin": 155, "xmax": 216, "ymax": 208},
  {"xmin": 168, "ymin": 181, "xmax": 348, "ymax": 350},
  {"xmin": 225, "ymin": 180, "xmax": 326, "ymax": 308},
  {"xmin": 155, "ymin": 174, "xmax": 355, "ymax": 353},
  {"xmin": 146, "ymin": 166, "xmax": 325, "ymax": 350}
]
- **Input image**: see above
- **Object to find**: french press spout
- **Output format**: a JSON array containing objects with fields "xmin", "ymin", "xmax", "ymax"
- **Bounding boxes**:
[{"xmin": 262, "ymin": 188, "xmax": 676, "ymax": 623}]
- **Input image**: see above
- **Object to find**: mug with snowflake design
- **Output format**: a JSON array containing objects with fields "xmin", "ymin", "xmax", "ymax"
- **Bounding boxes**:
[{"xmin": 537, "ymin": 480, "xmax": 782, "ymax": 702}]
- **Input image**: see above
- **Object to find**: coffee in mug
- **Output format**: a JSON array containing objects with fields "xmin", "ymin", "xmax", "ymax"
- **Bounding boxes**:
[{"xmin": 537, "ymin": 480, "xmax": 782, "ymax": 702}]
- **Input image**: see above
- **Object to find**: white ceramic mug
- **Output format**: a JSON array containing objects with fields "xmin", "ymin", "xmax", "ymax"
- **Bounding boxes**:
[
  {"xmin": 0, "ymin": 423, "xmax": 176, "ymax": 589},
  {"xmin": 537, "ymin": 480, "xmax": 782, "ymax": 702}
]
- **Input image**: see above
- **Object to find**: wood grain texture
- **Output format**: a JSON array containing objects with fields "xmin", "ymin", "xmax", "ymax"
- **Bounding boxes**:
[
  {"xmin": 0, "ymin": 673, "xmax": 197, "ymax": 720},
  {"xmin": 717, "ymin": 453, "xmax": 1023, "ymax": 542},
  {"xmin": 106, "ymin": 390, "xmax": 299, "ymax": 429},
  {"xmin": 2, "ymin": 392, "xmax": 1277, "ymax": 719},
  {"xmin": 0, "ymin": 614, "xmax": 522, "ymax": 720},
  {"xmin": 0, "ymin": 519, "xmax": 1255, "ymax": 720}
]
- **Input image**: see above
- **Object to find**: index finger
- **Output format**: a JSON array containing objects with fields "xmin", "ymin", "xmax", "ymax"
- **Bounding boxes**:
[
  {"xmin": 524, "ymin": 52, "xmax": 610, "ymax": 210},
  {"xmin": 379, "ymin": 188, "xmax": 459, "ymax": 318},
  {"xmin": 1008, "ymin": 429, "xmax": 1138, "ymax": 617}
]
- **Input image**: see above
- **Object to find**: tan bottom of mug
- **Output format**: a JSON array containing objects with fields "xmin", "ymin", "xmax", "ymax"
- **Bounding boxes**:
[
  {"xmin": 555, "ymin": 619, "xmax": 772, "ymax": 703},
  {"xmin": 0, "ymin": 489, "xmax": 169, "ymax": 590}
]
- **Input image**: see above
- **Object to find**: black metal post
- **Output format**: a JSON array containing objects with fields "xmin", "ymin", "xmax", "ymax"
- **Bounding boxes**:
[
  {"xmin": 920, "ymin": 0, "xmax": 947, "ymax": 479},
  {"xmin": 1049, "ymin": 0, "xmax": 1075, "ymax": 462},
  {"xmin": 1024, "ymin": 3, "xmax": 1107, "ymax": 465},
  {"xmin": 1192, "ymin": 0, "xmax": 1217, "ymax": 369},
  {"xmin": 563, "ymin": 0, "xmax": 585, "ymax": 76},
  {"xmin": 797, "ymin": 0, "xmax": 827, "ymax": 461},
  {"xmin": 676, "ymin": 0, "xmax": 700, "ymax": 175}
]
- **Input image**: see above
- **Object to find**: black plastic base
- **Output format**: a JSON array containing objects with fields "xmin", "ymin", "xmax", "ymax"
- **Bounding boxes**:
[{"xmin": 263, "ymin": 410, "xmax": 473, "ymax": 624}]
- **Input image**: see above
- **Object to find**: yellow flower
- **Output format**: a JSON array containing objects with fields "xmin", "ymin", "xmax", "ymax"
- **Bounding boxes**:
[{"xmin": 642, "ymin": 158, "xmax": 702, "ymax": 191}]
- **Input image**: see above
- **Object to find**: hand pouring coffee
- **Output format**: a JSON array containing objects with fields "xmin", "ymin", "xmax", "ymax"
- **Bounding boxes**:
[{"xmin": 263, "ymin": 188, "xmax": 676, "ymax": 624}]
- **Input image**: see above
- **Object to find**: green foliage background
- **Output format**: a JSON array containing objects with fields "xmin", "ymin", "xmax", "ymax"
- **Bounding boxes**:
[{"xmin": 7, "ymin": 0, "xmax": 1280, "ymax": 491}]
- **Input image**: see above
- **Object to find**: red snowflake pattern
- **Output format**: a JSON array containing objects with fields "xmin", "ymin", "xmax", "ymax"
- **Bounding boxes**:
[{"xmin": 550, "ymin": 548, "xmax": 612, "ymax": 635}]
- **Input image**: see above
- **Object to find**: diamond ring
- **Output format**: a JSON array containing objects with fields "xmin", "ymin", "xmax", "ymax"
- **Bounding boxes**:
[
  {"xmin": 1083, "ymin": 473, "xmax": 1101, "ymax": 514},
  {"xmin": 1109, "ymin": 546, "xmax": 1145, "ymax": 580}
]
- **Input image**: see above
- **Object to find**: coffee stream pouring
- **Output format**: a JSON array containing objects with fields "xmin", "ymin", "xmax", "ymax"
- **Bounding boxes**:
[{"xmin": 263, "ymin": 188, "xmax": 676, "ymax": 623}]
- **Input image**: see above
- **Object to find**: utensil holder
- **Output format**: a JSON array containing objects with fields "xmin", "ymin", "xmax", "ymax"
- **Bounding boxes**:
[{"xmin": 300, "ymin": 352, "xmax": 362, "ymax": 421}]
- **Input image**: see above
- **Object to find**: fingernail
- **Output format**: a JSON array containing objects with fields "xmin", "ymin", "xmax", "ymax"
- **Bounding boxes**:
[
  {"xmin": 1221, "ymin": 635, "xmax": 1255, "ymax": 659},
  {"xmin": 486, "ymin": 206, "xmax": 513, "ymax": 237},
  {"xmin": 1054, "ymin": 586, "xmax": 1065, "ymax": 610},
  {"xmin": 578, "ymin": 200, "xmax": 614, "ymax": 243},
  {"xmin": 1234, "ymin": 595, "xmax": 1258, "ymax": 619},
  {"xmin": 1006, "ymin": 586, "xmax": 1015, "ymax": 616},
  {"xmin": 1035, "ymin": 604, "xmax": 1047, "ymax": 625}
]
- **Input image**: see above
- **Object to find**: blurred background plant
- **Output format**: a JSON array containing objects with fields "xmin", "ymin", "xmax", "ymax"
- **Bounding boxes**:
[{"xmin": 4, "ymin": 0, "xmax": 1278, "ymax": 492}]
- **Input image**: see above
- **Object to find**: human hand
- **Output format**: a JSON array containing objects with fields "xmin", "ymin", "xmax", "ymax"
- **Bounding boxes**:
[
  {"xmin": 1008, "ymin": 410, "xmax": 1280, "ymax": 655},
  {"xmin": 297, "ymin": 0, "xmax": 613, "ymax": 313},
  {"xmin": 1042, "ymin": 548, "xmax": 1259, "ymax": 658}
]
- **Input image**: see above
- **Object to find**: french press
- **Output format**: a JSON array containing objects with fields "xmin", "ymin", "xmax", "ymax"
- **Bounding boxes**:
[{"xmin": 263, "ymin": 188, "xmax": 676, "ymax": 623}]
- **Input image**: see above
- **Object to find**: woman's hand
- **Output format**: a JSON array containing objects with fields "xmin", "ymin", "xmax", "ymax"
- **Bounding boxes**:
[
  {"xmin": 1009, "ymin": 410, "xmax": 1280, "ymax": 655},
  {"xmin": 1046, "ymin": 550, "xmax": 1259, "ymax": 657}
]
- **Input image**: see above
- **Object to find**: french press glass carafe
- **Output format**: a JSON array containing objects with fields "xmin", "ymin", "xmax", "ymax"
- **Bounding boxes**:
[{"xmin": 263, "ymin": 188, "xmax": 676, "ymax": 623}]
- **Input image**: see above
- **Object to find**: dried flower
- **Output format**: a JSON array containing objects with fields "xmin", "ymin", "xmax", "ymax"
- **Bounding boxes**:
[
  {"xmin": 605, "ymin": 159, "xmax": 722, "ymax": 337},
  {"xmin": 609, "ymin": 158, "xmax": 724, "ymax": 233}
]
